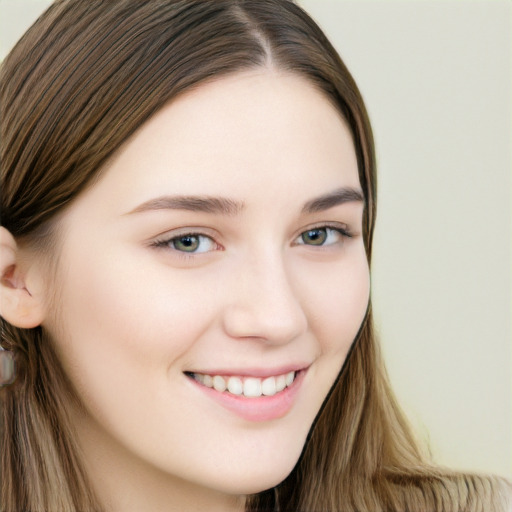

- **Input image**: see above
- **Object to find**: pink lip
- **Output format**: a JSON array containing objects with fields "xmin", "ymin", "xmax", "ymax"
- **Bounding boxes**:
[{"xmin": 187, "ymin": 369, "xmax": 307, "ymax": 422}]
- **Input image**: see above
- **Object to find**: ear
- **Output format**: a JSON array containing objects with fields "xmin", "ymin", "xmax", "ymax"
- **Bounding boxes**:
[{"xmin": 0, "ymin": 227, "xmax": 46, "ymax": 328}]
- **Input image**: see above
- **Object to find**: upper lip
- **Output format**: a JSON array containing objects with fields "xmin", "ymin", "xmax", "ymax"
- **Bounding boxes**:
[{"xmin": 185, "ymin": 363, "xmax": 310, "ymax": 379}]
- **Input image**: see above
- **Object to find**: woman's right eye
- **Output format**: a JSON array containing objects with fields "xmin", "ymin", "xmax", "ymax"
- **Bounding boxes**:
[{"xmin": 152, "ymin": 233, "xmax": 218, "ymax": 254}]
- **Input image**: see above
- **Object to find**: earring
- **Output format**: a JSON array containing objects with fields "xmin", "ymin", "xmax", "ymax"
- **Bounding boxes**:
[{"xmin": 0, "ymin": 347, "xmax": 16, "ymax": 387}]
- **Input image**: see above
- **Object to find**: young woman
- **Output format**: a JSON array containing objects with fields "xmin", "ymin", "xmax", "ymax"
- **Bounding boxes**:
[{"xmin": 0, "ymin": 1, "xmax": 510, "ymax": 511}]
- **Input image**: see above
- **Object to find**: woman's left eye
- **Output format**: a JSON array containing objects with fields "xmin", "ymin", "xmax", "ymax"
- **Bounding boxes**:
[
  {"xmin": 153, "ymin": 233, "xmax": 217, "ymax": 254},
  {"xmin": 295, "ymin": 226, "xmax": 349, "ymax": 247}
]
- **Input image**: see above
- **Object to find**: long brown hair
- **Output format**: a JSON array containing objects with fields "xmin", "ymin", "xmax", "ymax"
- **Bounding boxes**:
[{"xmin": 0, "ymin": 1, "xmax": 509, "ymax": 511}]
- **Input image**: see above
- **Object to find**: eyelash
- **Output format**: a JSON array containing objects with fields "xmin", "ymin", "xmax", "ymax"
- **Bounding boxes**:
[
  {"xmin": 294, "ymin": 224, "xmax": 352, "ymax": 247},
  {"xmin": 150, "ymin": 223, "xmax": 353, "ymax": 259}
]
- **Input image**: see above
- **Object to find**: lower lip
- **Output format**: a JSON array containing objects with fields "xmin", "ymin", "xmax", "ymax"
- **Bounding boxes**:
[{"xmin": 187, "ymin": 370, "xmax": 306, "ymax": 422}]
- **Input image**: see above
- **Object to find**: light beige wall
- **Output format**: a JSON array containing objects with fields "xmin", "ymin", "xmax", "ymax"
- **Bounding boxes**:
[{"xmin": 1, "ymin": 0, "xmax": 511, "ymax": 479}]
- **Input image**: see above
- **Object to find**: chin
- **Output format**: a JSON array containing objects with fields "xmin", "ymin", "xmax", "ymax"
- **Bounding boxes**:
[{"xmin": 208, "ymin": 454, "xmax": 300, "ymax": 496}]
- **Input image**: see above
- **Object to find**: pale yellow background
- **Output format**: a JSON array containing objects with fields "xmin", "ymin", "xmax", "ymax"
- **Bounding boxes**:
[{"xmin": 1, "ymin": 0, "xmax": 511, "ymax": 479}]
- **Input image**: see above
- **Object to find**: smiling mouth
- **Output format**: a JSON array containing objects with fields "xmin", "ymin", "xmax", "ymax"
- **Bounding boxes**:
[{"xmin": 185, "ymin": 371, "xmax": 297, "ymax": 398}]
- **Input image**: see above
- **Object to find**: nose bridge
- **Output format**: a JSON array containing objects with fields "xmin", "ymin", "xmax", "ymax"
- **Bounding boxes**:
[{"xmin": 222, "ymin": 247, "xmax": 308, "ymax": 344}]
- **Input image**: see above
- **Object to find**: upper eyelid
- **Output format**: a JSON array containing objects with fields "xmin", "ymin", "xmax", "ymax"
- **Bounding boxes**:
[
  {"xmin": 147, "ymin": 227, "xmax": 219, "ymax": 245},
  {"xmin": 293, "ymin": 221, "xmax": 351, "ymax": 237},
  {"xmin": 303, "ymin": 221, "xmax": 349, "ymax": 230},
  {"xmin": 150, "ymin": 221, "xmax": 349, "ymax": 236}
]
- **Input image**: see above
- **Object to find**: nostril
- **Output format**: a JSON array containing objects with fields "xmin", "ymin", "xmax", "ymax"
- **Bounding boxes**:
[{"xmin": 222, "ymin": 302, "xmax": 307, "ymax": 345}]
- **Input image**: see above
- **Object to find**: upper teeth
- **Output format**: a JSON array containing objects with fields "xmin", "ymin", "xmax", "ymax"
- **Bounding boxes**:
[{"xmin": 192, "ymin": 371, "xmax": 296, "ymax": 398}]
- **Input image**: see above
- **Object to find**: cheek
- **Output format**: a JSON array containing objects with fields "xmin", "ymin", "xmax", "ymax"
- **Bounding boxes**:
[
  {"xmin": 300, "ymin": 250, "xmax": 370, "ymax": 356},
  {"xmin": 295, "ymin": 249, "xmax": 370, "ymax": 423},
  {"xmin": 45, "ymin": 248, "xmax": 217, "ymax": 409}
]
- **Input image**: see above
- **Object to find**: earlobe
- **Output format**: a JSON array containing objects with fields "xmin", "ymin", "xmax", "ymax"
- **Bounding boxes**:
[{"xmin": 0, "ymin": 227, "xmax": 46, "ymax": 328}]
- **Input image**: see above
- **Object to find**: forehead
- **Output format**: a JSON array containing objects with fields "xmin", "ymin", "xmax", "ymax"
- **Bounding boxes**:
[{"xmin": 79, "ymin": 69, "xmax": 360, "ymax": 214}]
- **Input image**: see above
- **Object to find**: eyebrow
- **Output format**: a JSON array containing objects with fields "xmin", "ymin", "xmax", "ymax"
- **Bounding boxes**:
[
  {"xmin": 301, "ymin": 187, "xmax": 365, "ymax": 214},
  {"xmin": 126, "ymin": 187, "xmax": 364, "ymax": 216},
  {"xmin": 127, "ymin": 196, "xmax": 244, "ymax": 216}
]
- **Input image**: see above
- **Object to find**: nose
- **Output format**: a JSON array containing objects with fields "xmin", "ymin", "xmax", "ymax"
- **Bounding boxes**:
[{"xmin": 221, "ymin": 252, "xmax": 308, "ymax": 345}]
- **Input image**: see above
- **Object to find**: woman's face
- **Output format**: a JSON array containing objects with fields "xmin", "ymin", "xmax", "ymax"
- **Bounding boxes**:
[{"xmin": 43, "ymin": 70, "xmax": 369, "ymax": 499}]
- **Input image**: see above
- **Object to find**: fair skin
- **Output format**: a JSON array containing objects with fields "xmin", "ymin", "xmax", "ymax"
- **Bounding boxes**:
[{"xmin": 0, "ymin": 69, "xmax": 369, "ymax": 511}]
